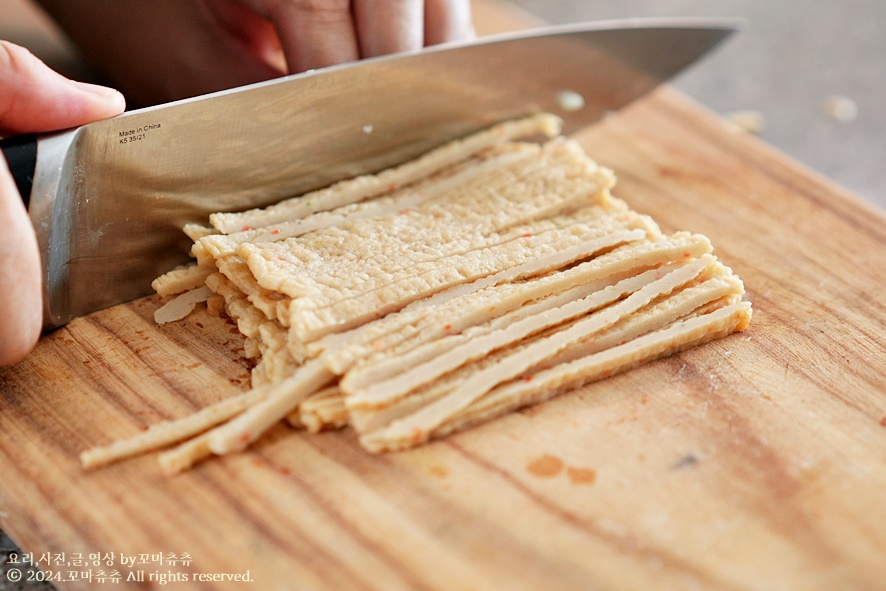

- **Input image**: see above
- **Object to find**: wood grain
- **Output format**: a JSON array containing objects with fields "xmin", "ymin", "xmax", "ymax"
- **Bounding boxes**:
[{"xmin": 2, "ymin": 2, "xmax": 886, "ymax": 590}]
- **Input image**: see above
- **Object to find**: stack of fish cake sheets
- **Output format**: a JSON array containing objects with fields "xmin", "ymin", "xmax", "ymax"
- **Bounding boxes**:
[{"xmin": 83, "ymin": 114, "xmax": 751, "ymax": 473}]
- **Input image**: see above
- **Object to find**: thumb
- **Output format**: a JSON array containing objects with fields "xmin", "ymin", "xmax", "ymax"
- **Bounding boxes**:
[
  {"xmin": 0, "ymin": 40, "xmax": 125, "ymax": 136},
  {"xmin": 0, "ymin": 157, "xmax": 41, "ymax": 365}
]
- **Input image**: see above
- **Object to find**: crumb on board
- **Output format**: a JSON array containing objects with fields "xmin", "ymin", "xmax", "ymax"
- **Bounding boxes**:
[
  {"xmin": 724, "ymin": 110, "xmax": 766, "ymax": 135},
  {"xmin": 824, "ymin": 95, "xmax": 858, "ymax": 123},
  {"xmin": 557, "ymin": 90, "xmax": 585, "ymax": 112}
]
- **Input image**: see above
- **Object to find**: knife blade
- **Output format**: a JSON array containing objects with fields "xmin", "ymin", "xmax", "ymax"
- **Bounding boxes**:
[{"xmin": 1, "ymin": 18, "xmax": 738, "ymax": 329}]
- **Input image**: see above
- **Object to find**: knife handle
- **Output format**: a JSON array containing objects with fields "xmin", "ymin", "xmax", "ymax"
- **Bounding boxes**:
[{"xmin": 1, "ymin": 134, "xmax": 38, "ymax": 208}]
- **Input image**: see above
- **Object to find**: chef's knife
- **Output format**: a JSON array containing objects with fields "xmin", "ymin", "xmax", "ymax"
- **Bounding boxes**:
[{"xmin": 0, "ymin": 18, "xmax": 737, "ymax": 329}]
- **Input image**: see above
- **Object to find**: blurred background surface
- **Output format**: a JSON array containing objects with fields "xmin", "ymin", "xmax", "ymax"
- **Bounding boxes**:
[{"xmin": 510, "ymin": 0, "xmax": 885, "ymax": 208}]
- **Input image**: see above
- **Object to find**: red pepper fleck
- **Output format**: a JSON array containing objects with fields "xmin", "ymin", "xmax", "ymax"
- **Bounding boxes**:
[
  {"xmin": 683, "ymin": 252, "xmax": 691, "ymax": 258},
  {"xmin": 522, "ymin": 231, "xmax": 533, "ymax": 238},
  {"xmin": 523, "ymin": 375, "xmax": 533, "ymax": 382},
  {"xmin": 240, "ymin": 433, "xmax": 251, "ymax": 444},
  {"xmin": 242, "ymin": 226, "xmax": 252, "ymax": 232},
  {"xmin": 880, "ymin": 417, "xmax": 886, "ymax": 428},
  {"xmin": 270, "ymin": 228, "xmax": 280, "ymax": 235},
  {"xmin": 444, "ymin": 323, "xmax": 452, "ymax": 332}
]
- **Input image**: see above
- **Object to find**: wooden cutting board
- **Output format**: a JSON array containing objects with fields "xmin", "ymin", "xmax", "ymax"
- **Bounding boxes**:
[{"xmin": 2, "ymin": 2, "xmax": 885, "ymax": 590}]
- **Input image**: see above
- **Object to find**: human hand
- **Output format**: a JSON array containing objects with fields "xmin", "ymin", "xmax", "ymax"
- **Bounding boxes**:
[
  {"xmin": 35, "ymin": 0, "xmax": 475, "ymax": 107},
  {"xmin": 226, "ymin": 0, "xmax": 475, "ymax": 71},
  {"xmin": 0, "ymin": 40, "xmax": 125, "ymax": 365}
]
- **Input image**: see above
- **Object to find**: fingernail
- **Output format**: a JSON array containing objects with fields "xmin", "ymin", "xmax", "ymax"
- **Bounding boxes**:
[
  {"xmin": 73, "ymin": 81, "xmax": 126, "ymax": 112},
  {"xmin": 72, "ymin": 80, "xmax": 122, "ymax": 100}
]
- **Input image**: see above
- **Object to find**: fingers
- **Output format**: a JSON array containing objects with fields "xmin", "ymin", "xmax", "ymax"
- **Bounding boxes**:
[
  {"xmin": 40, "ymin": 0, "xmax": 286, "ymax": 107},
  {"xmin": 247, "ymin": 0, "xmax": 475, "ymax": 74},
  {"xmin": 199, "ymin": 0, "xmax": 287, "ymax": 74},
  {"xmin": 353, "ymin": 0, "xmax": 424, "ymax": 58},
  {"xmin": 0, "ymin": 40, "xmax": 124, "ymax": 363},
  {"xmin": 263, "ymin": 0, "xmax": 360, "ymax": 72},
  {"xmin": 0, "ymin": 41, "xmax": 125, "ymax": 135},
  {"xmin": 424, "ymin": 0, "xmax": 475, "ymax": 45},
  {"xmin": 0, "ymin": 158, "xmax": 41, "ymax": 365}
]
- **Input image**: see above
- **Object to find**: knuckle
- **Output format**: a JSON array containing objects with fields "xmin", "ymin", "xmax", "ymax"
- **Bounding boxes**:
[
  {"xmin": 0, "ymin": 41, "xmax": 39, "ymax": 133},
  {"xmin": 0, "ymin": 41, "xmax": 38, "ymax": 78},
  {"xmin": 276, "ymin": 0, "xmax": 351, "ymax": 20}
]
